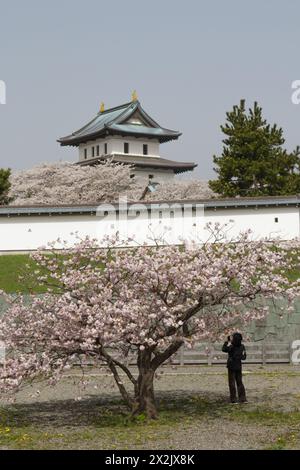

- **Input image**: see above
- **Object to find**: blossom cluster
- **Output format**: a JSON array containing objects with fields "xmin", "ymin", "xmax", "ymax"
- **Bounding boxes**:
[{"xmin": 0, "ymin": 227, "xmax": 299, "ymax": 397}]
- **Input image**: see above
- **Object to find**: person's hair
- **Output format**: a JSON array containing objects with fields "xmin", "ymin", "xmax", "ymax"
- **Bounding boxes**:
[{"xmin": 232, "ymin": 332, "xmax": 243, "ymax": 346}]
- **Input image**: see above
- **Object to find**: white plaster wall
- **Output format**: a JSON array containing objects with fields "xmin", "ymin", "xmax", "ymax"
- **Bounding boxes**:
[
  {"xmin": 79, "ymin": 136, "xmax": 160, "ymax": 161},
  {"xmin": 79, "ymin": 140, "xmax": 106, "ymax": 161},
  {"xmin": 0, "ymin": 206, "xmax": 299, "ymax": 252},
  {"xmin": 0, "ymin": 216, "xmax": 99, "ymax": 251},
  {"xmin": 203, "ymin": 207, "xmax": 299, "ymax": 241},
  {"xmin": 132, "ymin": 168, "xmax": 175, "ymax": 184},
  {"xmin": 108, "ymin": 136, "xmax": 160, "ymax": 157}
]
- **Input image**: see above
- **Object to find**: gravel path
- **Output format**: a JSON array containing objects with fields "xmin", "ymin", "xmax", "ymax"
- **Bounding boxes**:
[{"xmin": 0, "ymin": 364, "xmax": 300, "ymax": 450}]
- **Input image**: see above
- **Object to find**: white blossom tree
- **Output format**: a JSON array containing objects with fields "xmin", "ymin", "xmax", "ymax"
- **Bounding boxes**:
[
  {"xmin": 0, "ymin": 228, "xmax": 299, "ymax": 418},
  {"xmin": 8, "ymin": 162, "xmax": 215, "ymax": 206},
  {"xmin": 144, "ymin": 180, "xmax": 216, "ymax": 201},
  {"xmin": 9, "ymin": 162, "xmax": 143, "ymax": 205}
]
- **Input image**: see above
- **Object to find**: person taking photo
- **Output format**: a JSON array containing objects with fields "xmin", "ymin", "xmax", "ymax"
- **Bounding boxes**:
[{"xmin": 222, "ymin": 332, "xmax": 248, "ymax": 404}]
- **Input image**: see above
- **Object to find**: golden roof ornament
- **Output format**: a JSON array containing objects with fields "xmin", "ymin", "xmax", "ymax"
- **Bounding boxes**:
[
  {"xmin": 100, "ymin": 102, "xmax": 105, "ymax": 113},
  {"xmin": 131, "ymin": 90, "xmax": 138, "ymax": 102}
]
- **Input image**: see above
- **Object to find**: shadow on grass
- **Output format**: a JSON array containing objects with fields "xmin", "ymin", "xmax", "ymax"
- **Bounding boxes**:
[
  {"xmin": 2, "ymin": 389, "xmax": 299, "ymax": 432},
  {"xmin": 0, "ymin": 390, "xmax": 229, "ymax": 430}
]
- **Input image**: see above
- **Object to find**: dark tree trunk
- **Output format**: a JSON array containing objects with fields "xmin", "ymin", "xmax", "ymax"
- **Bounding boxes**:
[
  {"xmin": 131, "ymin": 340, "xmax": 184, "ymax": 419},
  {"xmin": 102, "ymin": 340, "xmax": 184, "ymax": 419},
  {"xmin": 132, "ymin": 369, "xmax": 157, "ymax": 419},
  {"xmin": 132, "ymin": 350, "xmax": 157, "ymax": 419}
]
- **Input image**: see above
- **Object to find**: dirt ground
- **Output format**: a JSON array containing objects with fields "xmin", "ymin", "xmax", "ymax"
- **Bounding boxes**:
[{"xmin": 0, "ymin": 364, "xmax": 300, "ymax": 450}]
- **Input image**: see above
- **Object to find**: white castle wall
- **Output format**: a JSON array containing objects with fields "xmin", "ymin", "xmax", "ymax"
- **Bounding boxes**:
[
  {"xmin": 79, "ymin": 136, "xmax": 160, "ymax": 161},
  {"xmin": 0, "ymin": 205, "xmax": 299, "ymax": 252},
  {"xmin": 132, "ymin": 168, "xmax": 175, "ymax": 184}
]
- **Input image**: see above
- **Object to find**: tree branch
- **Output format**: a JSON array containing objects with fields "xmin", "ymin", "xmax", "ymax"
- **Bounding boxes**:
[{"xmin": 151, "ymin": 339, "xmax": 184, "ymax": 370}]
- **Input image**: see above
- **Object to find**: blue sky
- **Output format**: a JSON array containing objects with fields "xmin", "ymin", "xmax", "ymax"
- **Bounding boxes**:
[{"xmin": 1, "ymin": 0, "xmax": 300, "ymax": 178}]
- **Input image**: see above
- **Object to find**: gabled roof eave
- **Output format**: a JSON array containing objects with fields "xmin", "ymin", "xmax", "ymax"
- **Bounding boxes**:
[{"xmin": 57, "ymin": 100, "xmax": 181, "ymax": 146}]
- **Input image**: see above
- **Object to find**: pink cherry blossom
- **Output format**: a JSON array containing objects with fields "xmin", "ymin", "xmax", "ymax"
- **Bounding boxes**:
[
  {"xmin": 0, "ymin": 225, "xmax": 299, "ymax": 418},
  {"xmin": 8, "ymin": 162, "xmax": 215, "ymax": 206}
]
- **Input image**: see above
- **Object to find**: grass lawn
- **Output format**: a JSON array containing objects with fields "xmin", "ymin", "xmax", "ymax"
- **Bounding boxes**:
[
  {"xmin": 0, "ymin": 254, "xmax": 46, "ymax": 294},
  {"xmin": 1, "ymin": 250, "xmax": 300, "ymax": 294},
  {"xmin": 0, "ymin": 255, "xmax": 30, "ymax": 293}
]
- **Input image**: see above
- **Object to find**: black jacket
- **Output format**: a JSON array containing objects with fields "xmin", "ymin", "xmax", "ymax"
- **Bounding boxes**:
[{"xmin": 222, "ymin": 341, "xmax": 246, "ymax": 371}]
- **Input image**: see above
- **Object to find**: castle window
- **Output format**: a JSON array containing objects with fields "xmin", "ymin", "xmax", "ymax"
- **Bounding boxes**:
[
  {"xmin": 124, "ymin": 142, "xmax": 129, "ymax": 154},
  {"xmin": 104, "ymin": 143, "xmax": 108, "ymax": 154},
  {"xmin": 84, "ymin": 149, "xmax": 87, "ymax": 159},
  {"xmin": 275, "ymin": 217, "xmax": 279, "ymax": 223},
  {"xmin": 143, "ymin": 144, "xmax": 148, "ymax": 155},
  {"xmin": 92, "ymin": 146, "xmax": 95, "ymax": 158},
  {"xmin": 96, "ymin": 145, "xmax": 100, "ymax": 157}
]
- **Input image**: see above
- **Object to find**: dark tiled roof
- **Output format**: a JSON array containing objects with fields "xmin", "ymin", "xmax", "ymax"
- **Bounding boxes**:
[
  {"xmin": 1, "ymin": 195, "xmax": 299, "ymax": 217},
  {"xmin": 77, "ymin": 154, "xmax": 197, "ymax": 174},
  {"xmin": 58, "ymin": 101, "xmax": 181, "ymax": 146}
]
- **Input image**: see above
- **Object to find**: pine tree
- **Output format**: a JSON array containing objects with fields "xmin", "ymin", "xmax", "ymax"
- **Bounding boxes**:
[
  {"xmin": 209, "ymin": 100, "xmax": 300, "ymax": 197},
  {"xmin": 0, "ymin": 168, "xmax": 11, "ymax": 205}
]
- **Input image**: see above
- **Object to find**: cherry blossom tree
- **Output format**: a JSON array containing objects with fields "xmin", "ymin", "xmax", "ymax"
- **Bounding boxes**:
[
  {"xmin": 0, "ymin": 229, "xmax": 299, "ymax": 418},
  {"xmin": 144, "ymin": 179, "xmax": 216, "ymax": 201},
  {"xmin": 8, "ymin": 162, "xmax": 215, "ymax": 206},
  {"xmin": 9, "ymin": 161, "xmax": 144, "ymax": 205}
]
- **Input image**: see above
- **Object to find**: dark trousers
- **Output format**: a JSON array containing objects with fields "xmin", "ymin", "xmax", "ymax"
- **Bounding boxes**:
[{"xmin": 228, "ymin": 369, "xmax": 246, "ymax": 402}]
